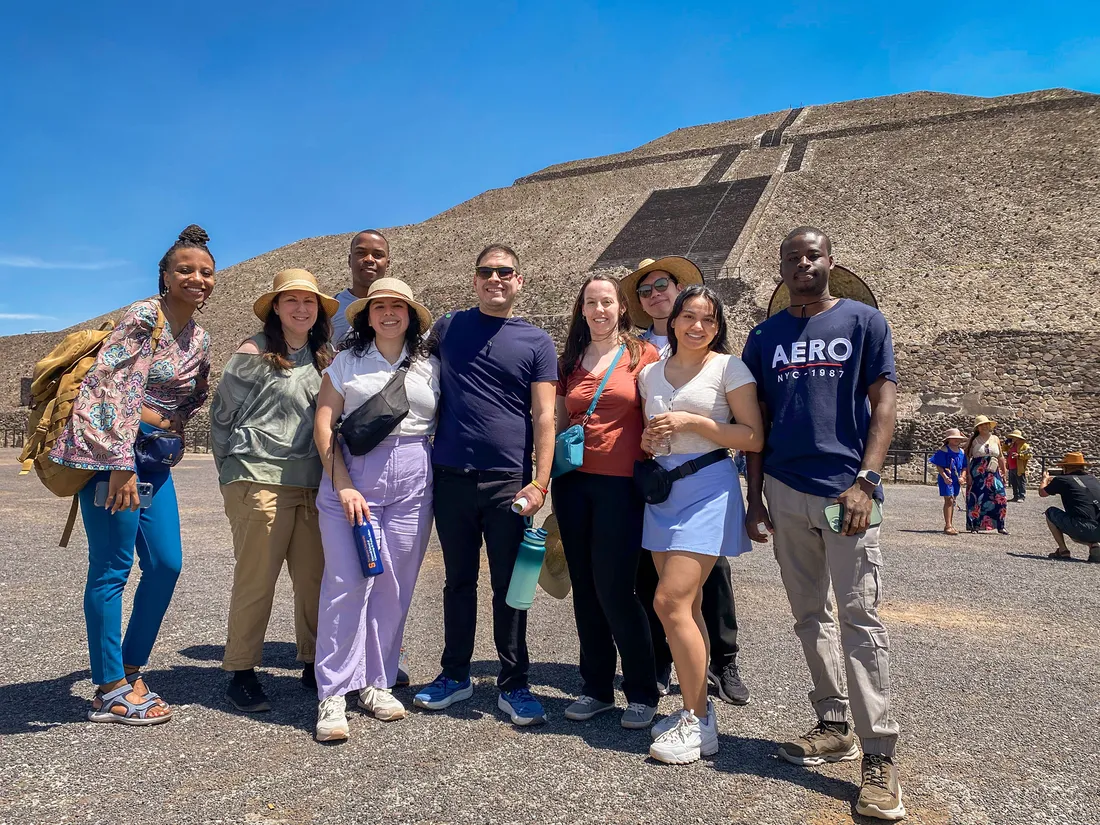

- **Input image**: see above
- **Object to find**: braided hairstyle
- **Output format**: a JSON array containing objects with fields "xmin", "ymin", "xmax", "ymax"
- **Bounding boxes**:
[{"xmin": 158, "ymin": 224, "xmax": 215, "ymax": 295}]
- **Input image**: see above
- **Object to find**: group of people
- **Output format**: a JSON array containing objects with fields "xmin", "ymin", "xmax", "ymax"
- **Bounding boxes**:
[{"xmin": 48, "ymin": 223, "xmax": 907, "ymax": 820}]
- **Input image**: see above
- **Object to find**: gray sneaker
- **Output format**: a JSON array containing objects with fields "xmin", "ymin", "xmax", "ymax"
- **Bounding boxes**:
[
  {"xmin": 564, "ymin": 695, "xmax": 614, "ymax": 721},
  {"xmin": 620, "ymin": 702, "xmax": 657, "ymax": 729},
  {"xmin": 778, "ymin": 719, "xmax": 860, "ymax": 766},
  {"xmin": 856, "ymin": 754, "xmax": 907, "ymax": 820}
]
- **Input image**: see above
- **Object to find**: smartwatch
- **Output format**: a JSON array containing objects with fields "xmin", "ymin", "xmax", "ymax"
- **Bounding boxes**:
[{"xmin": 857, "ymin": 469, "xmax": 881, "ymax": 487}]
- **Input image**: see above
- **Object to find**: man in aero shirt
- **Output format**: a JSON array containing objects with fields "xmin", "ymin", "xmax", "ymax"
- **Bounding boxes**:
[
  {"xmin": 330, "ymin": 230, "xmax": 390, "ymax": 345},
  {"xmin": 413, "ymin": 244, "xmax": 557, "ymax": 726},
  {"xmin": 621, "ymin": 257, "xmax": 751, "ymax": 705},
  {"xmin": 741, "ymin": 227, "xmax": 904, "ymax": 821}
]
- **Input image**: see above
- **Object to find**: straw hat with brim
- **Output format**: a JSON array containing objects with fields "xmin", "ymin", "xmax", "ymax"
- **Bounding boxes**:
[
  {"xmin": 1006, "ymin": 430, "xmax": 1025, "ymax": 439},
  {"xmin": 943, "ymin": 428, "xmax": 968, "ymax": 442},
  {"xmin": 1056, "ymin": 452, "xmax": 1088, "ymax": 468},
  {"xmin": 253, "ymin": 269, "xmax": 340, "ymax": 321},
  {"xmin": 537, "ymin": 513, "xmax": 571, "ymax": 599},
  {"xmin": 766, "ymin": 264, "xmax": 878, "ymax": 318},
  {"xmin": 345, "ymin": 277, "xmax": 433, "ymax": 331},
  {"xmin": 973, "ymin": 415, "xmax": 998, "ymax": 429},
  {"xmin": 621, "ymin": 257, "xmax": 705, "ymax": 329}
]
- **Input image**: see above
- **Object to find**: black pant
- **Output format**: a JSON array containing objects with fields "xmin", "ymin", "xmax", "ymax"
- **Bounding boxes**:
[
  {"xmin": 434, "ymin": 465, "xmax": 528, "ymax": 691},
  {"xmin": 637, "ymin": 550, "xmax": 739, "ymax": 674},
  {"xmin": 551, "ymin": 471, "xmax": 658, "ymax": 706},
  {"xmin": 1008, "ymin": 469, "xmax": 1026, "ymax": 500}
]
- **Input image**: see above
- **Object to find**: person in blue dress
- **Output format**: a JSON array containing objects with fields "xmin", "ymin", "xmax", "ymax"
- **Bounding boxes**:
[{"xmin": 929, "ymin": 428, "xmax": 968, "ymax": 535}]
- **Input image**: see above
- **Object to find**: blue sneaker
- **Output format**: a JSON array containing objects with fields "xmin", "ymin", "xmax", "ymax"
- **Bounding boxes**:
[
  {"xmin": 498, "ymin": 687, "xmax": 546, "ymax": 726},
  {"xmin": 413, "ymin": 673, "xmax": 473, "ymax": 710}
]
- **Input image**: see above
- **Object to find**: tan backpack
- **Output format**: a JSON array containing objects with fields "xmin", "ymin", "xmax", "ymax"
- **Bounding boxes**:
[{"xmin": 19, "ymin": 309, "xmax": 166, "ymax": 546}]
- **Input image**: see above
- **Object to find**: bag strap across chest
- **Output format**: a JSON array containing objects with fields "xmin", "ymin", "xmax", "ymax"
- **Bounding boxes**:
[{"xmin": 579, "ymin": 344, "xmax": 625, "ymax": 426}]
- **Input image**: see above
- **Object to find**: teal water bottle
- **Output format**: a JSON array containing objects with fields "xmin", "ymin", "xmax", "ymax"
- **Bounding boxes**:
[{"xmin": 506, "ymin": 518, "xmax": 548, "ymax": 610}]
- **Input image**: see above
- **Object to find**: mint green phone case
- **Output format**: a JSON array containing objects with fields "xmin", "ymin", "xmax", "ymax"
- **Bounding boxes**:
[{"xmin": 824, "ymin": 500, "xmax": 883, "ymax": 533}]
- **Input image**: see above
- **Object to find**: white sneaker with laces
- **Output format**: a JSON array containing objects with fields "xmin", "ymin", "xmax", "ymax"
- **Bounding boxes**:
[
  {"xmin": 651, "ymin": 699, "xmax": 714, "ymax": 740},
  {"xmin": 358, "ymin": 686, "xmax": 407, "ymax": 721},
  {"xmin": 648, "ymin": 709, "xmax": 719, "ymax": 764},
  {"xmin": 316, "ymin": 695, "xmax": 349, "ymax": 741}
]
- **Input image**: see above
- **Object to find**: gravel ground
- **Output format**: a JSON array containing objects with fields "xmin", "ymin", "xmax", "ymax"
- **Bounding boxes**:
[{"xmin": 1, "ymin": 451, "xmax": 1097, "ymax": 825}]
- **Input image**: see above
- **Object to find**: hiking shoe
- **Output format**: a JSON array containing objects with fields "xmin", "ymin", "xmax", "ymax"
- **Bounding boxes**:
[
  {"xmin": 564, "ymin": 694, "xmax": 614, "ymax": 721},
  {"xmin": 656, "ymin": 663, "xmax": 672, "ymax": 696},
  {"xmin": 395, "ymin": 648, "xmax": 411, "ymax": 687},
  {"xmin": 707, "ymin": 661, "xmax": 750, "ymax": 705},
  {"xmin": 651, "ymin": 700, "xmax": 714, "ymax": 740},
  {"xmin": 1089, "ymin": 544, "xmax": 1100, "ymax": 563},
  {"xmin": 315, "ymin": 695, "xmax": 349, "ymax": 741},
  {"xmin": 649, "ymin": 710, "xmax": 718, "ymax": 764},
  {"xmin": 413, "ymin": 674, "xmax": 473, "ymax": 710},
  {"xmin": 778, "ymin": 720, "xmax": 860, "ymax": 766},
  {"xmin": 358, "ymin": 686, "xmax": 407, "ymax": 721},
  {"xmin": 301, "ymin": 663, "xmax": 317, "ymax": 692},
  {"xmin": 498, "ymin": 687, "xmax": 546, "ymax": 726},
  {"xmin": 621, "ymin": 702, "xmax": 657, "ymax": 729},
  {"xmin": 856, "ymin": 754, "xmax": 907, "ymax": 820},
  {"xmin": 226, "ymin": 670, "xmax": 271, "ymax": 713}
]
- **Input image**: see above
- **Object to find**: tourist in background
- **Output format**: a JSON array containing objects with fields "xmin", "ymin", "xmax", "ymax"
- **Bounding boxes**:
[
  {"xmin": 928, "ymin": 428, "xmax": 968, "ymax": 535},
  {"xmin": 330, "ymin": 230, "xmax": 391, "ymax": 346},
  {"xmin": 964, "ymin": 415, "xmax": 1009, "ymax": 534},
  {"xmin": 311, "ymin": 279, "xmax": 440, "ymax": 741},
  {"xmin": 1039, "ymin": 452, "xmax": 1100, "ymax": 562},
  {"xmin": 210, "ymin": 269, "xmax": 335, "ymax": 712},
  {"xmin": 50, "ymin": 225, "xmax": 214, "ymax": 725},
  {"xmin": 1003, "ymin": 429, "xmax": 1032, "ymax": 502},
  {"xmin": 638, "ymin": 285, "xmax": 763, "ymax": 765},
  {"xmin": 553, "ymin": 273, "xmax": 661, "ymax": 730}
]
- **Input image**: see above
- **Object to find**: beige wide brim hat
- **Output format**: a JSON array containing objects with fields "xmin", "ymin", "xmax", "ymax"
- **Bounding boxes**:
[
  {"xmin": 1056, "ymin": 451, "xmax": 1088, "ymax": 468},
  {"xmin": 973, "ymin": 414, "xmax": 998, "ymax": 429},
  {"xmin": 253, "ymin": 268, "xmax": 340, "ymax": 321},
  {"xmin": 537, "ymin": 513, "xmax": 571, "ymax": 600},
  {"xmin": 345, "ymin": 277, "xmax": 433, "ymax": 332},
  {"xmin": 943, "ymin": 428, "xmax": 968, "ymax": 442},
  {"xmin": 766, "ymin": 264, "xmax": 878, "ymax": 318},
  {"xmin": 1006, "ymin": 429, "xmax": 1025, "ymax": 439},
  {"xmin": 621, "ymin": 257, "xmax": 705, "ymax": 329}
]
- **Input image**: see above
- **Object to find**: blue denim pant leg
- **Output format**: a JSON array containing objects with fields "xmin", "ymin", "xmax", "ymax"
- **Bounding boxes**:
[{"xmin": 79, "ymin": 468, "xmax": 182, "ymax": 686}]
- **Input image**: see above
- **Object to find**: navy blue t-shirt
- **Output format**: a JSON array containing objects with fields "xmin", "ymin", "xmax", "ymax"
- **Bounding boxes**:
[
  {"xmin": 431, "ymin": 308, "xmax": 558, "ymax": 474},
  {"xmin": 741, "ymin": 299, "xmax": 897, "ymax": 499}
]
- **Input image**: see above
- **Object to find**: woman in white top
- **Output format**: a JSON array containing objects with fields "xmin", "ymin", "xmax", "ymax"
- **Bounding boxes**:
[
  {"xmin": 312, "ymin": 279, "xmax": 441, "ymax": 741},
  {"xmin": 637, "ymin": 285, "xmax": 764, "ymax": 765},
  {"xmin": 964, "ymin": 415, "xmax": 1009, "ymax": 534}
]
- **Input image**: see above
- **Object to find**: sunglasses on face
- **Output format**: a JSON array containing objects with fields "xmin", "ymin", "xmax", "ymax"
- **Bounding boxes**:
[
  {"xmin": 475, "ymin": 266, "xmax": 517, "ymax": 281},
  {"xmin": 636, "ymin": 277, "xmax": 672, "ymax": 299}
]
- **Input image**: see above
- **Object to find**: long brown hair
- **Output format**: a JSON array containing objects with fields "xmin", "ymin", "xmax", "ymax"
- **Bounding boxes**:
[
  {"xmin": 560, "ymin": 272, "xmax": 644, "ymax": 378},
  {"xmin": 261, "ymin": 295, "xmax": 333, "ymax": 372}
]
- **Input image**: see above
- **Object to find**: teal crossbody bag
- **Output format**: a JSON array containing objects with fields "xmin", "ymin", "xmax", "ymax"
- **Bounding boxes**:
[{"xmin": 551, "ymin": 344, "xmax": 625, "ymax": 479}]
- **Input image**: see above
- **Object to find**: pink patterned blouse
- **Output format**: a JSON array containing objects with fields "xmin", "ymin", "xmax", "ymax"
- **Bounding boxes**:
[{"xmin": 49, "ymin": 299, "xmax": 212, "ymax": 472}]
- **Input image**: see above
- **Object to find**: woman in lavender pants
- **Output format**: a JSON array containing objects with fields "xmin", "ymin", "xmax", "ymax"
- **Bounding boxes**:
[{"xmin": 312, "ymin": 279, "xmax": 440, "ymax": 741}]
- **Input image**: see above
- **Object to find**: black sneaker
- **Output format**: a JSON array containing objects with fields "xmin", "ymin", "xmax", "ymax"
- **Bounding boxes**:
[
  {"xmin": 301, "ymin": 663, "xmax": 317, "ymax": 692},
  {"xmin": 656, "ymin": 663, "xmax": 672, "ymax": 697},
  {"xmin": 395, "ymin": 648, "xmax": 410, "ymax": 687},
  {"xmin": 227, "ymin": 670, "xmax": 271, "ymax": 712},
  {"xmin": 707, "ymin": 661, "xmax": 750, "ymax": 705}
]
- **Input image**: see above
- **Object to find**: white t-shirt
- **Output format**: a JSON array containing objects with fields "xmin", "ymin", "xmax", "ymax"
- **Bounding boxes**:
[
  {"xmin": 638, "ymin": 353, "xmax": 756, "ymax": 454},
  {"xmin": 325, "ymin": 343, "xmax": 441, "ymax": 437}
]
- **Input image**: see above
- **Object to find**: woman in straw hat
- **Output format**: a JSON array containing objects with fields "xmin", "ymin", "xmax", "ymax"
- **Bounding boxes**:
[
  {"xmin": 1002, "ymin": 429, "xmax": 1032, "ymax": 502},
  {"xmin": 211, "ymin": 268, "xmax": 337, "ymax": 713},
  {"xmin": 929, "ymin": 429, "xmax": 968, "ymax": 535},
  {"xmin": 312, "ymin": 278, "xmax": 440, "ymax": 741},
  {"xmin": 964, "ymin": 415, "xmax": 1009, "ymax": 534}
]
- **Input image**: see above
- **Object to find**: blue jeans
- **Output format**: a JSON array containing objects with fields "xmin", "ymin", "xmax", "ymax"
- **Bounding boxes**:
[{"xmin": 79, "ymin": 465, "xmax": 182, "ymax": 685}]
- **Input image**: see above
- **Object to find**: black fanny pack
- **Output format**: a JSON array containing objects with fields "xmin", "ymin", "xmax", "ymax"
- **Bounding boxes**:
[
  {"xmin": 134, "ymin": 428, "xmax": 184, "ymax": 473},
  {"xmin": 633, "ymin": 448, "xmax": 730, "ymax": 504},
  {"xmin": 333, "ymin": 357, "xmax": 411, "ymax": 459}
]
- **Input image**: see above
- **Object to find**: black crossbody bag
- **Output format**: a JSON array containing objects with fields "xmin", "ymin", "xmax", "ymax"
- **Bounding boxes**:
[
  {"xmin": 330, "ymin": 358, "xmax": 412, "ymax": 483},
  {"xmin": 633, "ymin": 448, "xmax": 730, "ymax": 504}
]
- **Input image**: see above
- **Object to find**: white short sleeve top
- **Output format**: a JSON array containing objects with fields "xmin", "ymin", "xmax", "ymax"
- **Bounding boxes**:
[
  {"xmin": 637, "ymin": 353, "xmax": 756, "ymax": 454},
  {"xmin": 324, "ymin": 344, "xmax": 441, "ymax": 437}
]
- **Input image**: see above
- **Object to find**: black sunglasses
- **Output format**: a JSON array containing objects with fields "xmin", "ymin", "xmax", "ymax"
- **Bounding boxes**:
[
  {"xmin": 475, "ymin": 266, "xmax": 517, "ymax": 281},
  {"xmin": 636, "ymin": 276, "xmax": 673, "ymax": 299}
]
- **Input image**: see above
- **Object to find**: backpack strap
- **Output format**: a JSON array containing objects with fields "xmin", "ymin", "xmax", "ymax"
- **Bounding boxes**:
[
  {"xmin": 59, "ymin": 495, "xmax": 80, "ymax": 548},
  {"xmin": 151, "ymin": 304, "xmax": 168, "ymax": 352}
]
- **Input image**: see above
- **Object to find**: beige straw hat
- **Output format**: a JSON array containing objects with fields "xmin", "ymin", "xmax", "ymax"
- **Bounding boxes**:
[
  {"xmin": 253, "ymin": 269, "xmax": 340, "ymax": 321},
  {"xmin": 345, "ymin": 277, "xmax": 433, "ymax": 331},
  {"xmin": 537, "ymin": 513, "xmax": 571, "ymax": 599},
  {"xmin": 973, "ymin": 414, "xmax": 998, "ymax": 429},
  {"xmin": 943, "ymin": 428, "xmax": 968, "ymax": 442},
  {"xmin": 1006, "ymin": 429, "xmax": 1025, "ymax": 439},
  {"xmin": 620, "ymin": 257, "xmax": 705, "ymax": 329},
  {"xmin": 766, "ymin": 264, "xmax": 878, "ymax": 318}
]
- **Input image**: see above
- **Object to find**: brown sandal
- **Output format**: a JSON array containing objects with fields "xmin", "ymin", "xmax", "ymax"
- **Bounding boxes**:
[{"xmin": 944, "ymin": 528, "xmax": 959, "ymax": 536}]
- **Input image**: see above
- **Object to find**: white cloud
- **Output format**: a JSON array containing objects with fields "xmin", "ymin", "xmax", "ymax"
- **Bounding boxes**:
[
  {"xmin": 0, "ymin": 254, "xmax": 127, "ymax": 270},
  {"xmin": 0, "ymin": 313, "xmax": 56, "ymax": 320}
]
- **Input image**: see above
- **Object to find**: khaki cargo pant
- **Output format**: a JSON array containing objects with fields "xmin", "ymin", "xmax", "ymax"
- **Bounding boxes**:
[
  {"xmin": 221, "ymin": 481, "xmax": 324, "ymax": 670},
  {"xmin": 764, "ymin": 474, "xmax": 900, "ymax": 757}
]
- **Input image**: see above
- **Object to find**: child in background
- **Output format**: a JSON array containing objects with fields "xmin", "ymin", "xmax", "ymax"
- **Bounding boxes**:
[{"xmin": 930, "ymin": 428, "xmax": 968, "ymax": 535}]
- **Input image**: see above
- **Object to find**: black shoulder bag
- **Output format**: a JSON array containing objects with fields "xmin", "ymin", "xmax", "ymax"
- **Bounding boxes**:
[
  {"xmin": 633, "ymin": 449, "xmax": 731, "ymax": 504},
  {"xmin": 331, "ymin": 357, "xmax": 412, "ymax": 480}
]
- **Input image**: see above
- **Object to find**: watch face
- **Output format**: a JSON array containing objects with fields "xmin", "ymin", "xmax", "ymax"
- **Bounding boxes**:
[{"xmin": 861, "ymin": 470, "xmax": 881, "ymax": 485}]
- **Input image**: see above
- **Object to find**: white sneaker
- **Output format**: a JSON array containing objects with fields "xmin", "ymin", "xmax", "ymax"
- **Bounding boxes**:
[
  {"xmin": 316, "ymin": 696, "xmax": 349, "ymax": 741},
  {"xmin": 651, "ymin": 699, "xmax": 714, "ymax": 740},
  {"xmin": 648, "ymin": 710, "xmax": 719, "ymax": 764},
  {"xmin": 358, "ymin": 686, "xmax": 407, "ymax": 721}
]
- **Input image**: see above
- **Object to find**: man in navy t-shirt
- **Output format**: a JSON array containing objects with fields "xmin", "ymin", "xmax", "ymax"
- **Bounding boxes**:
[
  {"xmin": 741, "ymin": 227, "xmax": 904, "ymax": 821},
  {"xmin": 412, "ymin": 243, "xmax": 557, "ymax": 727}
]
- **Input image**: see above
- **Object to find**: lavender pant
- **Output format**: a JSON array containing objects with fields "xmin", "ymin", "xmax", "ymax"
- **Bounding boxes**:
[{"xmin": 314, "ymin": 436, "xmax": 433, "ymax": 700}]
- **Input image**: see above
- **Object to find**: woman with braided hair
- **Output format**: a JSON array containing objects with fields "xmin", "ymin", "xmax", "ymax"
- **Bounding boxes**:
[{"xmin": 50, "ymin": 224, "xmax": 215, "ymax": 725}]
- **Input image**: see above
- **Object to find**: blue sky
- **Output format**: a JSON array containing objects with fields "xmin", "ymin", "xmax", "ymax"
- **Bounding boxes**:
[{"xmin": 1, "ymin": 1, "xmax": 1095, "ymax": 335}]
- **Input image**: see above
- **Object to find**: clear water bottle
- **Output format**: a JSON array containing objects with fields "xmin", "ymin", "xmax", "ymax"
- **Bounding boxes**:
[
  {"xmin": 505, "ymin": 521, "xmax": 548, "ymax": 610},
  {"xmin": 647, "ymin": 394, "xmax": 672, "ymax": 456},
  {"xmin": 353, "ymin": 520, "xmax": 384, "ymax": 578}
]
